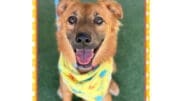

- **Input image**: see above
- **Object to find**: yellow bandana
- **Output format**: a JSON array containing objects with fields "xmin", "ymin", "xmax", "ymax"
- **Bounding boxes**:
[{"xmin": 58, "ymin": 54, "xmax": 113, "ymax": 101}]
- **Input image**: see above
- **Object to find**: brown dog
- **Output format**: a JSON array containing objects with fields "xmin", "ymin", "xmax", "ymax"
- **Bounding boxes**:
[{"xmin": 56, "ymin": 0, "xmax": 123, "ymax": 100}]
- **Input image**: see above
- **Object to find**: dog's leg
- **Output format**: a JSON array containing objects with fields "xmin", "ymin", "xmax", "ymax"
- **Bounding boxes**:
[
  {"xmin": 103, "ymin": 93, "xmax": 112, "ymax": 101},
  {"xmin": 109, "ymin": 79, "xmax": 120, "ymax": 96},
  {"xmin": 57, "ymin": 76, "xmax": 72, "ymax": 101},
  {"xmin": 103, "ymin": 79, "xmax": 119, "ymax": 101},
  {"xmin": 109, "ymin": 61, "xmax": 120, "ymax": 96}
]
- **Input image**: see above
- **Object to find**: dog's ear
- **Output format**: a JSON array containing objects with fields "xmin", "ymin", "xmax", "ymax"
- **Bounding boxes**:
[
  {"xmin": 57, "ymin": 0, "xmax": 79, "ymax": 16},
  {"xmin": 98, "ymin": 0, "xmax": 123, "ymax": 19}
]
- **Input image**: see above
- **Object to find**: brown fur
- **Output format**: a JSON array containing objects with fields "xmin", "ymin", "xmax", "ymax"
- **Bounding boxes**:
[{"xmin": 56, "ymin": 0, "xmax": 123, "ymax": 100}]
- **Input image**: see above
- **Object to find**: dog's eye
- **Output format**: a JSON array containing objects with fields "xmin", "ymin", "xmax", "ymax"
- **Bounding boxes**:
[
  {"xmin": 68, "ymin": 16, "xmax": 77, "ymax": 25},
  {"xmin": 94, "ymin": 17, "xmax": 104, "ymax": 25}
]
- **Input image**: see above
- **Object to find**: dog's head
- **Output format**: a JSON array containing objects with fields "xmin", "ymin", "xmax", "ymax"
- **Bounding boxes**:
[{"xmin": 56, "ymin": 0, "xmax": 123, "ymax": 72}]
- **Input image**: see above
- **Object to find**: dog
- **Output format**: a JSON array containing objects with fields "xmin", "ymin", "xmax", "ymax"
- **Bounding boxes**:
[{"xmin": 56, "ymin": 0, "xmax": 123, "ymax": 100}]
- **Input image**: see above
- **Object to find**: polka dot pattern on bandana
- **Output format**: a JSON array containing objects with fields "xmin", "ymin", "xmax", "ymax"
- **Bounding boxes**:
[{"xmin": 99, "ymin": 70, "xmax": 107, "ymax": 78}]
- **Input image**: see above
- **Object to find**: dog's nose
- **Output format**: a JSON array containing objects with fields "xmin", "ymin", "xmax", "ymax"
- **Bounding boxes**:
[{"xmin": 76, "ymin": 32, "xmax": 91, "ymax": 44}]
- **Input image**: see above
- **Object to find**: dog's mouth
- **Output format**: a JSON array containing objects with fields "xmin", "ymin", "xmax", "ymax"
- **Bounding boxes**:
[
  {"xmin": 75, "ymin": 46, "xmax": 99, "ymax": 66},
  {"xmin": 75, "ymin": 49, "xmax": 94, "ymax": 66},
  {"xmin": 74, "ymin": 43, "xmax": 101, "ymax": 72}
]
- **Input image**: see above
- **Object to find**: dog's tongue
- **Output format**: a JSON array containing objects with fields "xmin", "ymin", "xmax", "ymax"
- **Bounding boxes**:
[{"xmin": 76, "ymin": 49, "xmax": 94, "ymax": 65}]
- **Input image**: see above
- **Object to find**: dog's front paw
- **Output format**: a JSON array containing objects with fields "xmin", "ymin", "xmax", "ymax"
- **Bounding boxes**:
[
  {"xmin": 57, "ymin": 87, "xmax": 63, "ymax": 98},
  {"xmin": 109, "ymin": 80, "xmax": 120, "ymax": 96}
]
